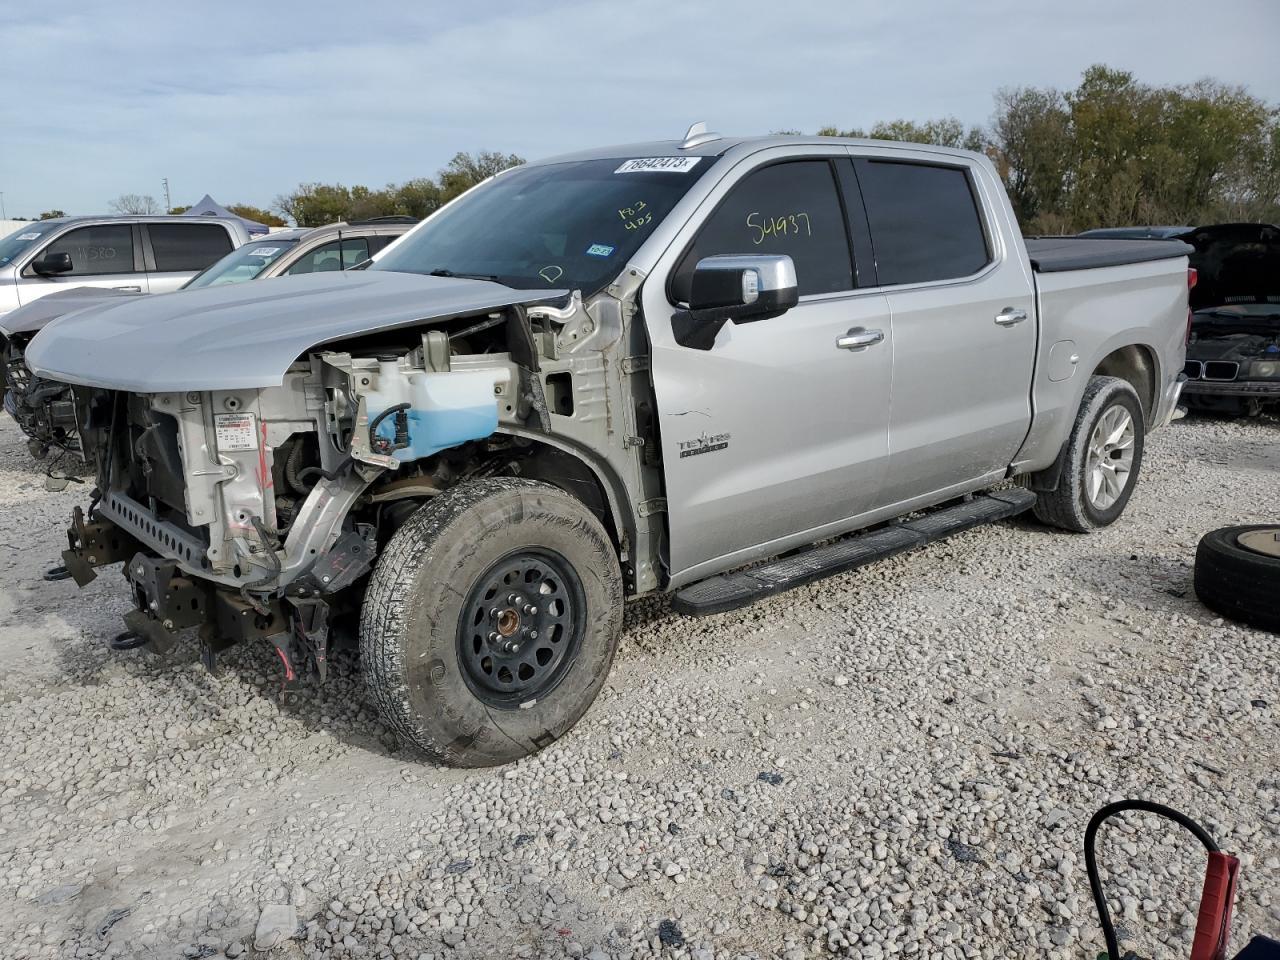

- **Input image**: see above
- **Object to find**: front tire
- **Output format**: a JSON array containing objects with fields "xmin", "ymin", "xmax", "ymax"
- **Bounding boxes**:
[
  {"xmin": 1033, "ymin": 376, "xmax": 1145, "ymax": 532},
  {"xmin": 360, "ymin": 477, "xmax": 624, "ymax": 767}
]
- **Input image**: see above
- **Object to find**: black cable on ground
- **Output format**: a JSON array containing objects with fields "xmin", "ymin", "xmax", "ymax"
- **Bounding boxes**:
[{"xmin": 1085, "ymin": 799, "xmax": 1220, "ymax": 960}]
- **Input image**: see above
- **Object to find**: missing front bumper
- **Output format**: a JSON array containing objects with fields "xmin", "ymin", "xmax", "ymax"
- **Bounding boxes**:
[{"xmin": 62, "ymin": 506, "xmax": 144, "ymax": 587}]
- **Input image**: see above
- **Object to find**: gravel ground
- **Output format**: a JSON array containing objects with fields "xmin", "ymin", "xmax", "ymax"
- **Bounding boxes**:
[{"xmin": 0, "ymin": 413, "xmax": 1276, "ymax": 960}]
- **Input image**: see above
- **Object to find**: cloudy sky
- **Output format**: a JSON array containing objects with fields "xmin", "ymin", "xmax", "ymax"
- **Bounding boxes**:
[{"xmin": 1, "ymin": 0, "xmax": 1277, "ymax": 219}]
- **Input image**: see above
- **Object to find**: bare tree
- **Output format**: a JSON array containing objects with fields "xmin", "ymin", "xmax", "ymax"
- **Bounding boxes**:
[{"xmin": 108, "ymin": 193, "xmax": 160, "ymax": 215}]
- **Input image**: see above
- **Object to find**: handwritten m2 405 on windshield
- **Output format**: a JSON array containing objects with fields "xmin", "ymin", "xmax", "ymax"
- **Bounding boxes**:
[{"xmin": 747, "ymin": 211, "xmax": 812, "ymax": 245}]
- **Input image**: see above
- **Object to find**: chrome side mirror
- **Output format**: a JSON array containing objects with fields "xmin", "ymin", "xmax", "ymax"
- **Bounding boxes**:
[
  {"xmin": 673, "ymin": 254, "xmax": 799, "ymax": 349},
  {"xmin": 688, "ymin": 254, "xmax": 798, "ymax": 324}
]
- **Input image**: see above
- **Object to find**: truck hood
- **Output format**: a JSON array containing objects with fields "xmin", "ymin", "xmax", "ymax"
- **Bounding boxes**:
[
  {"xmin": 25, "ymin": 270, "xmax": 568, "ymax": 392},
  {"xmin": 1182, "ymin": 222, "xmax": 1280, "ymax": 312},
  {"xmin": 0, "ymin": 286, "xmax": 144, "ymax": 338}
]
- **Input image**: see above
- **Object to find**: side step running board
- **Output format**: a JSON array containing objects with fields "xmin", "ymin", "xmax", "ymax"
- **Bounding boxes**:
[{"xmin": 671, "ymin": 489, "xmax": 1036, "ymax": 617}]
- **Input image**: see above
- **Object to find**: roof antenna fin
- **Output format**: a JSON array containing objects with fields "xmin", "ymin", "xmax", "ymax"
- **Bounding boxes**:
[{"xmin": 680, "ymin": 121, "xmax": 721, "ymax": 150}]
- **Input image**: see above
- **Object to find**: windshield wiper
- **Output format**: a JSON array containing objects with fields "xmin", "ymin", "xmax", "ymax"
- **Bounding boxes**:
[{"xmin": 428, "ymin": 268, "xmax": 506, "ymax": 285}]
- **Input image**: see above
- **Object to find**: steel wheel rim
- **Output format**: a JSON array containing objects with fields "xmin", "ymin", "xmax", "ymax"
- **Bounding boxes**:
[
  {"xmin": 1237, "ymin": 528, "xmax": 1280, "ymax": 558},
  {"xmin": 456, "ymin": 547, "xmax": 585, "ymax": 709},
  {"xmin": 1085, "ymin": 404, "xmax": 1135, "ymax": 511}
]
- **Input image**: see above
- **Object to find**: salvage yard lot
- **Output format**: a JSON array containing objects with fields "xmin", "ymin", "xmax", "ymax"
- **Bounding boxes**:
[{"xmin": 1, "ymin": 414, "xmax": 1276, "ymax": 960}]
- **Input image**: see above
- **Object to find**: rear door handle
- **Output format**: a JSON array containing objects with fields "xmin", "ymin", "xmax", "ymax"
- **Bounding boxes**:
[
  {"xmin": 994, "ymin": 307, "xmax": 1028, "ymax": 326},
  {"xmin": 113, "ymin": 285, "xmax": 142, "ymax": 292},
  {"xmin": 837, "ymin": 327, "xmax": 884, "ymax": 351}
]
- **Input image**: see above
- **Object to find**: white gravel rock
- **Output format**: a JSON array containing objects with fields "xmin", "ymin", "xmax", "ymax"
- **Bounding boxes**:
[{"xmin": 0, "ymin": 414, "xmax": 1276, "ymax": 959}]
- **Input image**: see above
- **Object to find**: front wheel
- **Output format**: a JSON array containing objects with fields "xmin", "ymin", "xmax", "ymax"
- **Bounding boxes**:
[
  {"xmin": 360, "ymin": 477, "xmax": 624, "ymax": 767},
  {"xmin": 1033, "ymin": 376, "xmax": 1146, "ymax": 532}
]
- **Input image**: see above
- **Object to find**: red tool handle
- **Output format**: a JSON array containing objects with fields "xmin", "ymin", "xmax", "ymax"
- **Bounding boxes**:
[{"xmin": 1191, "ymin": 851, "xmax": 1240, "ymax": 960}]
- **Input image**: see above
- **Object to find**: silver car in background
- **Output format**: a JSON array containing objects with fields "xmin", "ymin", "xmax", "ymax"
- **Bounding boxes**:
[
  {"xmin": 0, "ymin": 215, "xmax": 250, "ymax": 317},
  {"xmin": 1, "ymin": 217, "xmax": 416, "ymax": 456},
  {"xmin": 185, "ymin": 216, "xmax": 416, "ymax": 287}
]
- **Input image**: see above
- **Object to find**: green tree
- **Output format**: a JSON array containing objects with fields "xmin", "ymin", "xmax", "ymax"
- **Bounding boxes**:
[
  {"xmin": 275, "ymin": 184, "xmax": 358, "ymax": 227},
  {"xmin": 38, "ymin": 209, "xmax": 66, "ymax": 220},
  {"xmin": 391, "ymin": 178, "xmax": 444, "ymax": 219},
  {"xmin": 992, "ymin": 65, "xmax": 1279, "ymax": 232},
  {"xmin": 227, "ymin": 203, "xmax": 287, "ymax": 227},
  {"xmin": 438, "ymin": 151, "xmax": 525, "ymax": 202},
  {"xmin": 819, "ymin": 118, "xmax": 987, "ymax": 152},
  {"xmin": 812, "ymin": 65, "xmax": 1279, "ymax": 233},
  {"xmin": 990, "ymin": 86, "xmax": 1073, "ymax": 230},
  {"xmin": 273, "ymin": 149, "xmax": 523, "ymax": 226}
]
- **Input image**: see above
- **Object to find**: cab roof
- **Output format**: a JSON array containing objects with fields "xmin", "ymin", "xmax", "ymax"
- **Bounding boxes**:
[{"xmin": 528, "ymin": 134, "xmax": 988, "ymax": 168}]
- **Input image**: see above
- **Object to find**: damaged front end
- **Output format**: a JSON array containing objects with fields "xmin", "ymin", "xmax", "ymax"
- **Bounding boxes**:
[
  {"xmin": 59, "ymin": 287, "xmax": 654, "ymax": 684},
  {"xmin": 64, "ymin": 356, "xmax": 382, "ymax": 679},
  {"xmin": 2, "ymin": 333, "xmax": 80, "ymax": 458}
]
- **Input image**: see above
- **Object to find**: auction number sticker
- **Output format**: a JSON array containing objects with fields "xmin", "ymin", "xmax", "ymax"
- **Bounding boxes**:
[
  {"xmin": 614, "ymin": 157, "xmax": 701, "ymax": 174},
  {"xmin": 247, "ymin": 246, "xmax": 280, "ymax": 257},
  {"xmin": 214, "ymin": 413, "xmax": 258, "ymax": 451}
]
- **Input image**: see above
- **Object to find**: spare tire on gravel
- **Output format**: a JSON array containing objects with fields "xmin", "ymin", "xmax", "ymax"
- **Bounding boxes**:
[{"xmin": 1193, "ymin": 525, "xmax": 1280, "ymax": 633}]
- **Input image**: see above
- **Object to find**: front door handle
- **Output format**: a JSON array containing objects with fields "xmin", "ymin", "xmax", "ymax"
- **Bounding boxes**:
[
  {"xmin": 113, "ymin": 285, "xmax": 142, "ymax": 292},
  {"xmin": 994, "ymin": 307, "xmax": 1028, "ymax": 326},
  {"xmin": 837, "ymin": 327, "xmax": 884, "ymax": 351}
]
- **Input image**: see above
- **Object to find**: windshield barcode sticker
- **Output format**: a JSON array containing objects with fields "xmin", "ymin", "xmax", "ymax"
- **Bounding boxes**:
[
  {"xmin": 615, "ymin": 157, "xmax": 701, "ymax": 174},
  {"xmin": 214, "ymin": 413, "xmax": 258, "ymax": 451},
  {"xmin": 247, "ymin": 247, "xmax": 280, "ymax": 257},
  {"xmin": 16, "ymin": 233, "xmax": 41, "ymax": 241}
]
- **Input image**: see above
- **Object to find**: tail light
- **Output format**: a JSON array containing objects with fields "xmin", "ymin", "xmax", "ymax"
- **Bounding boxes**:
[{"xmin": 1186, "ymin": 268, "xmax": 1198, "ymax": 345}]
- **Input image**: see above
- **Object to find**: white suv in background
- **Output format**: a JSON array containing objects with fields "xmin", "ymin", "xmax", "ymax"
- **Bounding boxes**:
[{"xmin": 0, "ymin": 215, "xmax": 250, "ymax": 316}]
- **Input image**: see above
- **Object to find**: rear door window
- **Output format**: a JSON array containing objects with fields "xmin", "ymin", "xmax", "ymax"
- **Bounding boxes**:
[
  {"xmin": 671, "ymin": 160, "xmax": 854, "ymax": 303},
  {"xmin": 853, "ymin": 160, "xmax": 990, "ymax": 285},
  {"xmin": 148, "ymin": 223, "xmax": 234, "ymax": 272},
  {"xmin": 285, "ymin": 237, "xmax": 372, "ymax": 274},
  {"xmin": 38, "ymin": 224, "xmax": 138, "ymax": 275}
]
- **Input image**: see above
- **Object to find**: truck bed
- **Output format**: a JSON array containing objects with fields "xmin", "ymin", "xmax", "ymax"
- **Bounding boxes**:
[{"xmin": 1025, "ymin": 237, "xmax": 1193, "ymax": 273}]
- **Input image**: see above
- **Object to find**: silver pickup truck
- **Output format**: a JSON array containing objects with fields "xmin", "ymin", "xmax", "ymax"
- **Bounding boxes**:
[{"xmin": 28, "ymin": 131, "xmax": 1192, "ymax": 766}]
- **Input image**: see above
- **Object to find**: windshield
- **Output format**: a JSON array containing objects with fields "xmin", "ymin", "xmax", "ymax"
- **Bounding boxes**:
[
  {"xmin": 184, "ymin": 238, "xmax": 300, "ymax": 288},
  {"xmin": 372, "ymin": 156, "xmax": 711, "ymax": 292},
  {"xmin": 0, "ymin": 224, "xmax": 58, "ymax": 267}
]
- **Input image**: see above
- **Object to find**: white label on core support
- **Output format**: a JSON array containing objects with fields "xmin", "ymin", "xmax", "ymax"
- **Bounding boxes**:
[
  {"xmin": 614, "ymin": 157, "xmax": 701, "ymax": 174},
  {"xmin": 214, "ymin": 413, "xmax": 258, "ymax": 451}
]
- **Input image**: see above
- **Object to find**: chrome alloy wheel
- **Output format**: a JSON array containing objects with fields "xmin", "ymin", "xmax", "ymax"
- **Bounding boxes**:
[{"xmin": 1085, "ymin": 404, "xmax": 1135, "ymax": 511}]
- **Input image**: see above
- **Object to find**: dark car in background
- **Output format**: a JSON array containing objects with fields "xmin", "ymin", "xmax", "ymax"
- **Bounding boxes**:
[{"xmin": 1179, "ymin": 223, "xmax": 1280, "ymax": 416}]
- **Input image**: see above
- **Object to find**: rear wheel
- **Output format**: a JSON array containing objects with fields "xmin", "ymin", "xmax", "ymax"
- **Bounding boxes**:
[
  {"xmin": 360, "ymin": 477, "xmax": 623, "ymax": 767},
  {"xmin": 1033, "ymin": 376, "xmax": 1145, "ymax": 532}
]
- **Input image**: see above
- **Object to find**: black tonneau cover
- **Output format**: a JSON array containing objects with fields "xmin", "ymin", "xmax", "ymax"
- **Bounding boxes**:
[{"xmin": 1025, "ymin": 237, "xmax": 1192, "ymax": 273}]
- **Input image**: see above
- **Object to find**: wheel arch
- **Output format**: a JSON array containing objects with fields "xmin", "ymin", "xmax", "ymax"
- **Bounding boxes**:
[
  {"xmin": 1091, "ymin": 343, "xmax": 1159, "ymax": 429},
  {"xmin": 502, "ymin": 432, "xmax": 632, "ymax": 552}
]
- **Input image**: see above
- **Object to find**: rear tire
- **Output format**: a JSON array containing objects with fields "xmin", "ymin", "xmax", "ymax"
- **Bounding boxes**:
[
  {"xmin": 1193, "ymin": 525, "xmax": 1280, "ymax": 633},
  {"xmin": 360, "ymin": 477, "xmax": 623, "ymax": 767},
  {"xmin": 1033, "ymin": 376, "xmax": 1145, "ymax": 532}
]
